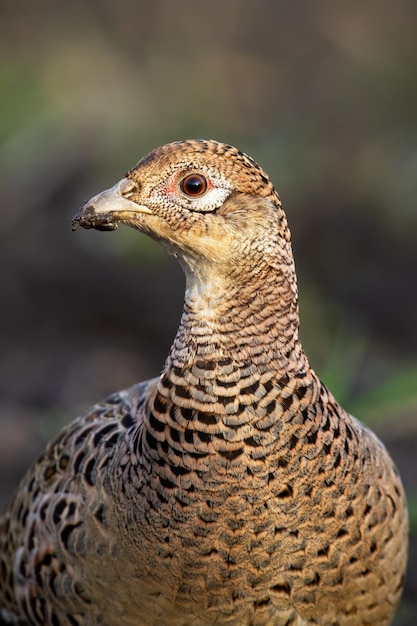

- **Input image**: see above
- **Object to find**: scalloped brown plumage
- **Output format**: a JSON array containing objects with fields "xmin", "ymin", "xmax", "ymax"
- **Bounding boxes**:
[{"xmin": 0, "ymin": 140, "xmax": 408, "ymax": 625}]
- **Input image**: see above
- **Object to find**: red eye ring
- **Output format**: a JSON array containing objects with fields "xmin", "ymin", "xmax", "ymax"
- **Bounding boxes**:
[{"xmin": 180, "ymin": 174, "xmax": 208, "ymax": 197}]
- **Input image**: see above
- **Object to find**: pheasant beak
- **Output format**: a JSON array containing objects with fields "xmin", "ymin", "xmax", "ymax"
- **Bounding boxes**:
[{"xmin": 72, "ymin": 178, "xmax": 152, "ymax": 232}]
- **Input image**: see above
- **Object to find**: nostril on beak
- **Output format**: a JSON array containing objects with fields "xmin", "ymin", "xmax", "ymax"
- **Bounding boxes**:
[{"xmin": 119, "ymin": 178, "xmax": 139, "ymax": 199}]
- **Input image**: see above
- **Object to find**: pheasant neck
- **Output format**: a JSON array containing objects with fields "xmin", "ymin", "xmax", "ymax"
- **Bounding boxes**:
[{"xmin": 166, "ymin": 260, "xmax": 309, "ymax": 379}]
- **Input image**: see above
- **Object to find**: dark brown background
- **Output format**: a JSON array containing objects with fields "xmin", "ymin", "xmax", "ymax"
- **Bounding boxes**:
[{"xmin": 0, "ymin": 1, "xmax": 416, "ymax": 622}]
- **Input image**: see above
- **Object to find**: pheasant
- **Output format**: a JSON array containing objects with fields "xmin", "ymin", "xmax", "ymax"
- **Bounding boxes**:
[{"xmin": 0, "ymin": 140, "xmax": 408, "ymax": 626}]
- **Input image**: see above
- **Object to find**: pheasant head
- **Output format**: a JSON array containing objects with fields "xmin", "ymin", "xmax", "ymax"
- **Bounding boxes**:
[
  {"xmin": 73, "ymin": 140, "xmax": 292, "ymax": 278},
  {"xmin": 73, "ymin": 140, "xmax": 302, "ymax": 371}
]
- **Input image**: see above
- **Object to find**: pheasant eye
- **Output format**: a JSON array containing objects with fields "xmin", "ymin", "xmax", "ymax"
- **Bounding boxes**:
[{"xmin": 180, "ymin": 174, "xmax": 208, "ymax": 197}]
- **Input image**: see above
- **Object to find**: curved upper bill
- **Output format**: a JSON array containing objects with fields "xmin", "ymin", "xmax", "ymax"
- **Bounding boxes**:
[{"xmin": 72, "ymin": 178, "xmax": 152, "ymax": 231}]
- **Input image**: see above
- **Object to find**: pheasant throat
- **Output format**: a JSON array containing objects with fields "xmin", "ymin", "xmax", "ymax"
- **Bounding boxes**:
[{"xmin": 169, "ymin": 259, "xmax": 306, "ymax": 377}]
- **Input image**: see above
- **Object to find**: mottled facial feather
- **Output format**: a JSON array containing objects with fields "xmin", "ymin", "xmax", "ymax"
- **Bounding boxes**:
[
  {"xmin": 127, "ymin": 139, "xmax": 277, "ymax": 200},
  {"xmin": 117, "ymin": 140, "xmax": 292, "ymax": 268}
]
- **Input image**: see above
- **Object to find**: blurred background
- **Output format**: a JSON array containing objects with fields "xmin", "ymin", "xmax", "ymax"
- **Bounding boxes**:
[{"xmin": 0, "ymin": 0, "xmax": 416, "ymax": 622}]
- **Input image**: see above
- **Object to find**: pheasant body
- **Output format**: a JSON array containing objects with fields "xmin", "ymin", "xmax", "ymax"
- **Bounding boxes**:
[{"xmin": 0, "ymin": 140, "xmax": 408, "ymax": 625}]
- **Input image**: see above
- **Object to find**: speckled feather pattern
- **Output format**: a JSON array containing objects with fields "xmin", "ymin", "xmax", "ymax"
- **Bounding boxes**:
[{"xmin": 0, "ymin": 140, "xmax": 408, "ymax": 625}]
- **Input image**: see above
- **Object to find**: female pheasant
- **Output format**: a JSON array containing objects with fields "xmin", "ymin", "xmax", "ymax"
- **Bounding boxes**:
[{"xmin": 0, "ymin": 140, "xmax": 408, "ymax": 625}]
